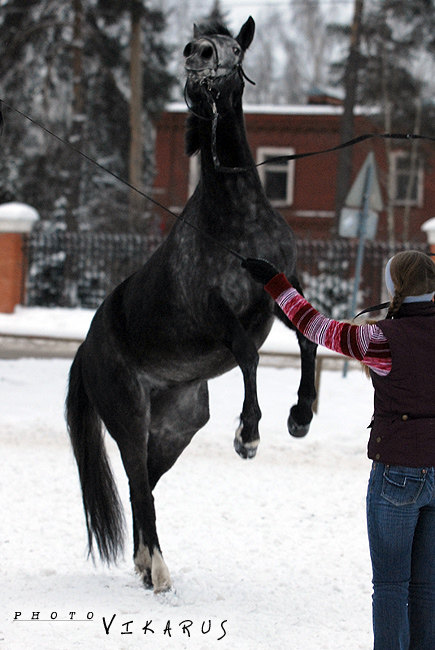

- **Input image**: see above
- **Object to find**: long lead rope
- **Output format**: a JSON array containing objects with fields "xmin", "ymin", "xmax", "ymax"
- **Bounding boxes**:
[
  {"xmin": 0, "ymin": 99, "xmax": 245, "ymax": 261},
  {"xmin": 257, "ymin": 132, "xmax": 435, "ymax": 167},
  {"xmin": 1, "ymin": 98, "xmax": 435, "ymax": 266}
]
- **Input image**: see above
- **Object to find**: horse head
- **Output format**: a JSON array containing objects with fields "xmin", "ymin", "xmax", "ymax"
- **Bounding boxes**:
[{"xmin": 183, "ymin": 17, "xmax": 255, "ymax": 116}]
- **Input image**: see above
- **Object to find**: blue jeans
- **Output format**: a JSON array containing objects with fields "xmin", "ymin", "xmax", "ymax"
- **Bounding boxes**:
[{"xmin": 366, "ymin": 462, "xmax": 435, "ymax": 649}]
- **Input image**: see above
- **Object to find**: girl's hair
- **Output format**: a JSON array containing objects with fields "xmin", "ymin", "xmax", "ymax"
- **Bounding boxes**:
[{"xmin": 387, "ymin": 250, "xmax": 435, "ymax": 318}]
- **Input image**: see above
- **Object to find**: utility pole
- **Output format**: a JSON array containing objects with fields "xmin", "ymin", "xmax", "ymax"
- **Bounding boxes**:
[
  {"xmin": 333, "ymin": 0, "xmax": 364, "ymax": 235},
  {"xmin": 65, "ymin": 0, "xmax": 85, "ymax": 233},
  {"xmin": 129, "ymin": 0, "xmax": 145, "ymax": 230}
]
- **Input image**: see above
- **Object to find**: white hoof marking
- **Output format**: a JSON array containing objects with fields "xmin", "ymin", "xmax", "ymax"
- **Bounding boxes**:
[
  {"xmin": 152, "ymin": 548, "xmax": 172, "ymax": 594},
  {"xmin": 235, "ymin": 423, "xmax": 259, "ymax": 450},
  {"xmin": 134, "ymin": 540, "xmax": 151, "ymax": 577}
]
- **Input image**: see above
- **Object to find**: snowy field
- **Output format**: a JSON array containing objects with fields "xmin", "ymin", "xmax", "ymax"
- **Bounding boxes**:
[{"xmin": 0, "ymin": 309, "xmax": 375, "ymax": 649}]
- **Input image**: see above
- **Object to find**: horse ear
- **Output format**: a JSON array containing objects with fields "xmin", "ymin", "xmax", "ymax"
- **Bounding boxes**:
[
  {"xmin": 193, "ymin": 24, "xmax": 201, "ymax": 39},
  {"xmin": 235, "ymin": 16, "xmax": 255, "ymax": 51}
]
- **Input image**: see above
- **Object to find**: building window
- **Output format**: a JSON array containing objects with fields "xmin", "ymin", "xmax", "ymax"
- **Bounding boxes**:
[
  {"xmin": 390, "ymin": 151, "xmax": 424, "ymax": 206},
  {"xmin": 257, "ymin": 147, "xmax": 295, "ymax": 206}
]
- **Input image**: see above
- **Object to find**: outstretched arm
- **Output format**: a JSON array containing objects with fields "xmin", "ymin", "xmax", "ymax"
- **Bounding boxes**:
[{"xmin": 242, "ymin": 258, "xmax": 391, "ymax": 375}]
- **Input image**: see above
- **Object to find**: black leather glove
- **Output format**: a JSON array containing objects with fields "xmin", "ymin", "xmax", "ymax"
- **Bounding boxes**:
[{"xmin": 242, "ymin": 257, "xmax": 280, "ymax": 284}]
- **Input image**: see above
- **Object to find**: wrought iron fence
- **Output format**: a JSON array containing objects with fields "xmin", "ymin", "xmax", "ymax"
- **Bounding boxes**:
[
  {"xmin": 25, "ymin": 231, "xmax": 429, "ymax": 315},
  {"xmin": 26, "ymin": 230, "xmax": 163, "ymax": 309},
  {"xmin": 295, "ymin": 239, "xmax": 430, "ymax": 319}
]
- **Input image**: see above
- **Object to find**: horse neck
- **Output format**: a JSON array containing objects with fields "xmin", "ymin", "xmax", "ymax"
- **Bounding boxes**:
[{"xmin": 198, "ymin": 102, "xmax": 258, "ymax": 184}]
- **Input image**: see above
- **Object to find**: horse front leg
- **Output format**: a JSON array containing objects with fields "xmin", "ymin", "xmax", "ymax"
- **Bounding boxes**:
[
  {"xmin": 275, "ymin": 274, "xmax": 317, "ymax": 437},
  {"xmin": 208, "ymin": 291, "xmax": 261, "ymax": 459},
  {"xmin": 233, "ymin": 356, "xmax": 261, "ymax": 458},
  {"xmin": 288, "ymin": 327, "xmax": 317, "ymax": 437}
]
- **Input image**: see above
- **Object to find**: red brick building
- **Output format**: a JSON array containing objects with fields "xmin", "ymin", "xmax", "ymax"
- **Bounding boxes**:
[{"xmin": 153, "ymin": 102, "xmax": 435, "ymax": 243}]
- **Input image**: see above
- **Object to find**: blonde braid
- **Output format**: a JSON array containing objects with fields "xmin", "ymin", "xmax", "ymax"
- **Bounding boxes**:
[
  {"xmin": 386, "ymin": 289, "xmax": 405, "ymax": 319},
  {"xmin": 385, "ymin": 250, "xmax": 435, "ymax": 319}
]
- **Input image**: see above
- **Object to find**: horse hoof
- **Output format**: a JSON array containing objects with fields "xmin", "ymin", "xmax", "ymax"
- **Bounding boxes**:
[
  {"xmin": 287, "ymin": 414, "xmax": 310, "ymax": 438},
  {"xmin": 153, "ymin": 581, "xmax": 172, "ymax": 595},
  {"xmin": 233, "ymin": 437, "xmax": 258, "ymax": 459},
  {"xmin": 150, "ymin": 548, "xmax": 172, "ymax": 594}
]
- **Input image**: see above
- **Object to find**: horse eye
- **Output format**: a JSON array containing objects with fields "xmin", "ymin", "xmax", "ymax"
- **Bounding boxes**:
[
  {"xmin": 183, "ymin": 42, "xmax": 193, "ymax": 58},
  {"xmin": 233, "ymin": 46, "xmax": 241, "ymax": 56}
]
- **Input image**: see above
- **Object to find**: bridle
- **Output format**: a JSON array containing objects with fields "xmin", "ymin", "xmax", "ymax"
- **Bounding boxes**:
[
  {"xmin": 183, "ymin": 35, "xmax": 257, "ymax": 174},
  {"xmin": 184, "ymin": 33, "xmax": 255, "ymax": 88},
  {"xmin": 183, "ymin": 38, "xmax": 435, "ymax": 178},
  {"xmin": 2, "ymin": 72, "xmax": 434, "ymax": 273}
]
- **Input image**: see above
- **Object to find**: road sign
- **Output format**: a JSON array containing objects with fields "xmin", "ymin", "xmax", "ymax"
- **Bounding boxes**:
[
  {"xmin": 339, "ymin": 207, "xmax": 378, "ymax": 240},
  {"xmin": 344, "ymin": 151, "xmax": 383, "ymax": 212}
]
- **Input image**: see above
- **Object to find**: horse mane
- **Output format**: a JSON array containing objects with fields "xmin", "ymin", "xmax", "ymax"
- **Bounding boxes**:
[
  {"xmin": 195, "ymin": 21, "xmax": 232, "ymax": 38},
  {"xmin": 185, "ymin": 115, "xmax": 200, "ymax": 157}
]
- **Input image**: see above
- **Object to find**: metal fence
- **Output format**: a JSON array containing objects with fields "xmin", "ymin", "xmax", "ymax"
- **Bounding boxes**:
[
  {"xmin": 26, "ymin": 230, "xmax": 163, "ymax": 309},
  {"xmin": 25, "ymin": 231, "xmax": 429, "ymax": 315},
  {"xmin": 295, "ymin": 239, "xmax": 430, "ymax": 318}
]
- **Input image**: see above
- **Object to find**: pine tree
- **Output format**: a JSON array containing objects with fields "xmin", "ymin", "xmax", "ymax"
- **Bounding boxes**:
[
  {"xmin": 330, "ymin": 0, "xmax": 364, "ymax": 233},
  {"xmin": 0, "ymin": 0, "xmax": 175, "ymax": 232},
  {"xmin": 329, "ymin": 0, "xmax": 435, "ymax": 242}
]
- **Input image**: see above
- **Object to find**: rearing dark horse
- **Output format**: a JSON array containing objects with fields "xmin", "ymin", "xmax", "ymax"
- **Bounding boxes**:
[{"xmin": 66, "ymin": 17, "xmax": 317, "ymax": 593}]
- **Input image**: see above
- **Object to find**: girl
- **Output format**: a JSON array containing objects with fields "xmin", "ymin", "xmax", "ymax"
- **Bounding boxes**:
[{"xmin": 243, "ymin": 250, "xmax": 435, "ymax": 650}]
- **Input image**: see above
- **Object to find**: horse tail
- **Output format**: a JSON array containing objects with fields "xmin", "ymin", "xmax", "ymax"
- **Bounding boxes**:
[{"xmin": 66, "ymin": 345, "xmax": 125, "ymax": 564}]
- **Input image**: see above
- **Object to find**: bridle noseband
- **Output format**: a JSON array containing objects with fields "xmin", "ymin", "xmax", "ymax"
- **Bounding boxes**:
[{"xmin": 184, "ymin": 35, "xmax": 255, "ymax": 86}]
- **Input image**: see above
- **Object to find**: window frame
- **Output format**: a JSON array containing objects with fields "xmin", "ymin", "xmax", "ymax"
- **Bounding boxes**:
[
  {"xmin": 257, "ymin": 147, "xmax": 295, "ymax": 207},
  {"xmin": 389, "ymin": 150, "xmax": 424, "ymax": 207}
]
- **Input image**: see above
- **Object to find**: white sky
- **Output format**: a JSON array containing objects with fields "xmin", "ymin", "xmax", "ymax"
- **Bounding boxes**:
[{"xmin": 220, "ymin": 0, "xmax": 354, "ymax": 29}]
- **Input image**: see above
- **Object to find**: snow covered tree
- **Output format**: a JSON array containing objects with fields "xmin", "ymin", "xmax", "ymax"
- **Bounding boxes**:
[
  {"xmin": 0, "ymin": 0, "xmax": 175, "ymax": 232},
  {"xmin": 243, "ymin": 1, "xmax": 330, "ymax": 105},
  {"xmin": 329, "ymin": 0, "xmax": 435, "ymax": 242},
  {"xmin": 329, "ymin": 0, "xmax": 364, "ymax": 233}
]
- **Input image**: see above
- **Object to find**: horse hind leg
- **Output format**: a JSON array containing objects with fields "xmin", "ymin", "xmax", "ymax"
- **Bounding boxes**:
[
  {"xmin": 117, "ymin": 439, "xmax": 172, "ymax": 593},
  {"xmin": 130, "ymin": 514, "xmax": 158, "ymax": 590},
  {"xmin": 133, "ymin": 530, "xmax": 152, "ymax": 587},
  {"xmin": 233, "ymin": 355, "xmax": 261, "ymax": 459},
  {"xmin": 131, "ymin": 380, "xmax": 210, "ymax": 589},
  {"xmin": 133, "ymin": 531, "xmax": 171, "ymax": 593},
  {"xmin": 147, "ymin": 380, "xmax": 210, "ymax": 489},
  {"xmin": 82, "ymin": 355, "xmax": 172, "ymax": 593}
]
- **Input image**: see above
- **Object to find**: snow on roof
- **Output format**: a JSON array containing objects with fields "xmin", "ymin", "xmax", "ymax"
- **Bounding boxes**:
[{"xmin": 165, "ymin": 101, "xmax": 376, "ymax": 117}]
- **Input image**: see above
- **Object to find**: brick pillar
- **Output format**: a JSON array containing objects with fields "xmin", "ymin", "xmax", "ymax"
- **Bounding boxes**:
[
  {"xmin": 0, "ymin": 202, "xmax": 39, "ymax": 313},
  {"xmin": 422, "ymin": 218, "xmax": 435, "ymax": 257}
]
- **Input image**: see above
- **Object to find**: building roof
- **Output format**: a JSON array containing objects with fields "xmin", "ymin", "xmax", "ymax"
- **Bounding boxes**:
[{"xmin": 165, "ymin": 101, "xmax": 378, "ymax": 117}]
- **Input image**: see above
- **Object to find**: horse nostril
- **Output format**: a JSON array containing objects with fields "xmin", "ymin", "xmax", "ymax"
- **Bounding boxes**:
[
  {"xmin": 183, "ymin": 42, "xmax": 194, "ymax": 58},
  {"xmin": 200, "ymin": 44, "xmax": 213, "ymax": 60}
]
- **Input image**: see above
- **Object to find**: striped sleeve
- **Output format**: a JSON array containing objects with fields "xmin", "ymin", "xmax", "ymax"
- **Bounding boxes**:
[{"xmin": 265, "ymin": 273, "xmax": 391, "ymax": 376}]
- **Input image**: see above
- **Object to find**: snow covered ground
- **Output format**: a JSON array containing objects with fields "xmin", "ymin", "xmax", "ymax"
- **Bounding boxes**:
[{"xmin": 1, "ymin": 308, "xmax": 374, "ymax": 649}]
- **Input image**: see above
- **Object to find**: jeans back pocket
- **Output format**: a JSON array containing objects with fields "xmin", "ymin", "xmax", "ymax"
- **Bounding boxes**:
[{"xmin": 381, "ymin": 467, "xmax": 426, "ymax": 506}]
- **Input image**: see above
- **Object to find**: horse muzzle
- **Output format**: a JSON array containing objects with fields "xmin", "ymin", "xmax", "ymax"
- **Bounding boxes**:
[{"xmin": 185, "ymin": 64, "xmax": 217, "ymax": 83}]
